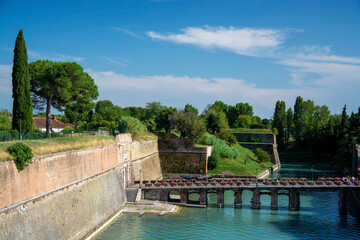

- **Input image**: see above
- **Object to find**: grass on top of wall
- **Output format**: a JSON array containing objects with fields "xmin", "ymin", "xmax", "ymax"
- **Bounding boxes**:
[
  {"xmin": 207, "ymin": 144, "xmax": 274, "ymax": 176},
  {"xmin": 230, "ymin": 128, "xmax": 273, "ymax": 134},
  {"xmin": 0, "ymin": 135, "xmax": 116, "ymax": 162}
]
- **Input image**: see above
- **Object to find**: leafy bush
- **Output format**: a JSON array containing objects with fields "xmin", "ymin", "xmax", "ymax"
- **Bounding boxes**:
[
  {"xmin": 217, "ymin": 129, "xmax": 237, "ymax": 146},
  {"xmin": 0, "ymin": 130, "xmax": 19, "ymax": 141},
  {"xmin": 117, "ymin": 116, "xmax": 149, "ymax": 140},
  {"xmin": 272, "ymin": 127, "xmax": 278, "ymax": 135},
  {"xmin": 62, "ymin": 126, "xmax": 74, "ymax": 134},
  {"xmin": 254, "ymin": 148, "xmax": 271, "ymax": 162},
  {"xmin": 7, "ymin": 143, "xmax": 34, "ymax": 170},
  {"xmin": 208, "ymin": 155, "xmax": 218, "ymax": 170},
  {"xmin": 197, "ymin": 133, "xmax": 239, "ymax": 159}
]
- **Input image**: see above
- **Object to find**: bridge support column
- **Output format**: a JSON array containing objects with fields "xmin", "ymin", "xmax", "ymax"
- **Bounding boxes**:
[
  {"xmin": 234, "ymin": 190, "xmax": 243, "ymax": 208},
  {"xmin": 160, "ymin": 190, "xmax": 169, "ymax": 201},
  {"xmin": 217, "ymin": 189, "xmax": 224, "ymax": 208},
  {"xmin": 199, "ymin": 189, "xmax": 207, "ymax": 205},
  {"xmin": 289, "ymin": 189, "xmax": 300, "ymax": 211},
  {"xmin": 251, "ymin": 189, "xmax": 261, "ymax": 209},
  {"xmin": 180, "ymin": 189, "xmax": 188, "ymax": 204},
  {"xmin": 339, "ymin": 188, "xmax": 348, "ymax": 216},
  {"xmin": 271, "ymin": 189, "xmax": 278, "ymax": 210}
]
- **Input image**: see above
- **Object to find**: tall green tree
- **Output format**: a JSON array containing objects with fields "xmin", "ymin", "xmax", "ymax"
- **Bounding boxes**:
[
  {"xmin": 272, "ymin": 100, "xmax": 286, "ymax": 145},
  {"xmin": 29, "ymin": 60, "xmax": 98, "ymax": 137},
  {"xmin": 286, "ymin": 108, "xmax": 294, "ymax": 141},
  {"xmin": 11, "ymin": 29, "xmax": 33, "ymax": 132},
  {"xmin": 293, "ymin": 96, "xmax": 304, "ymax": 143}
]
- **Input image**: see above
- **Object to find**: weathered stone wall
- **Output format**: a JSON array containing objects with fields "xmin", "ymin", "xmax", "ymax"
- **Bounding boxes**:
[
  {"xmin": 233, "ymin": 133, "xmax": 275, "ymax": 144},
  {"xmin": 131, "ymin": 154, "xmax": 162, "ymax": 181},
  {"xmin": 159, "ymin": 153, "xmax": 207, "ymax": 174},
  {"xmin": 0, "ymin": 144, "xmax": 119, "ymax": 209},
  {"xmin": 158, "ymin": 138, "xmax": 210, "ymax": 174},
  {"xmin": 0, "ymin": 169, "xmax": 126, "ymax": 240},
  {"xmin": 117, "ymin": 135, "xmax": 162, "ymax": 182}
]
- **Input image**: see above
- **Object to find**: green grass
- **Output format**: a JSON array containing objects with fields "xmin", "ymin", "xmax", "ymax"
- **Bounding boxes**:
[
  {"xmin": 207, "ymin": 144, "xmax": 274, "ymax": 176},
  {"xmin": 230, "ymin": 128, "xmax": 273, "ymax": 134},
  {"xmin": 0, "ymin": 135, "xmax": 116, "ymax": 162}
]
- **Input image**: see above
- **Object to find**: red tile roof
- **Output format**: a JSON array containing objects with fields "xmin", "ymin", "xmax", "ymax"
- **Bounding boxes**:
[{"xmin": 33, "ymin": 117, "xmax": 75, "ymax": 128}]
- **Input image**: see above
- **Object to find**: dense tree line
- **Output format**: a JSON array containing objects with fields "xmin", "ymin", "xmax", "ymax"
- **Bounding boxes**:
[{"xmin": 272, "ymin": 96, "xmax": 360, "ymax": 170}]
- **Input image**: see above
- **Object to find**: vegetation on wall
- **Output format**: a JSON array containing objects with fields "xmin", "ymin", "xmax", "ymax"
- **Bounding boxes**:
[{"xmin": 7, "ymin": 142, "xmax": 33, "ymax": 170}]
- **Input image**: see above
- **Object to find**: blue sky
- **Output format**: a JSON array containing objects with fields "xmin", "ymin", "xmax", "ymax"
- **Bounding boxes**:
[{"xmin": 1, "ymin": 0, "xmax": 359, "ymax": 118}]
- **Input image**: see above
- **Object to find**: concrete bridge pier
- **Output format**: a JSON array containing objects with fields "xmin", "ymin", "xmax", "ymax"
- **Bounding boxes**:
[
  {"xmin": 217, "ymin": 190, "xmax": 224, "ymax": 208},
  {"xmin": 160, "ymin": 190, "xmax": 169, "ymax": 202},
  {"xmin": 234, "ymin": 190, "xmax": 243, "ymax": 208},
  {"xmin": 251, "ymin": 189, "xmax": 261, "ymax": 209},
  {"xmin": 180, "ymin": 189, "xmax": 188, "ymax": 204},
  {"xmin": 289, "ymin": 189, "xmax": 300, "ymax": 211},
  {"xmin": 271, "ymin": 189, "xmax": 278, "ymax": 210},
  {"xmin": 339, "ymin": 188, "xmax": 348, "ymax": 216},
  {"xmin": 199, "ymin": 189, "xmax": 207, "ymax": 205}
]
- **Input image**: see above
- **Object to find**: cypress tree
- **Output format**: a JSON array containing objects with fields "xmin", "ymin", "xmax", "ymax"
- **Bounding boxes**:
[{"xmin": 12, "ymin": 29, "xmax": 33, "ymax": 132}]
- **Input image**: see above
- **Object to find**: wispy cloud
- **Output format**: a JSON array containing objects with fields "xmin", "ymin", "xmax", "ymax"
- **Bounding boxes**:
[
  {"xmin": 147, "ymin": 26, "xmax": 286, "ymax": 57},
  {"xmin": 109, "ymin": 27, "xmax": 143, "ymax": 39},
  {"xmin": 100, "ymin": 56, "xmax": 131, "ymax": 67},
  {"xmin": 27, "ymin": 50, "xmax": 85, "ymax": 62}
]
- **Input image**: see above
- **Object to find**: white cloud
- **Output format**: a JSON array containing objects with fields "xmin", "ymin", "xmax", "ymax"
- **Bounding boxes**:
[
  {"xmin": 278, "ymin": 58, "xmax": 360, "ymax": 88},
  {"xmin": 0, "ymin": 65, "xmax": 12, "ymax": 93},
  {"xmin": 147, "ymin": 26, "xmax": 286, "ymax": 57},
  {"xmin": 88, "ymin": 69, "xmax": 320, "ymax": 115}
]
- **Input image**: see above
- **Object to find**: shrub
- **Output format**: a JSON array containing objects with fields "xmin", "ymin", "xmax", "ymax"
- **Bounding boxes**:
[
  {"xmin": 253, "ymin": 148, "xmax": 271, "ymax": 162},
  {"xmin": 217, "ymin": 129, "xmax": 237, "ymax": 146},
  {"xmin": 272, "ymin": 127, "xmax": 278, "ymax": 135},
  {"xmin": 117, "ymin": 116, "xmax": 149, "ymax": 140},
  {"xmin": 62, "ymin": 126, "xmax": 74, "ymax": 134},
  {"xmin": 196, "ymin": 133, "xmax": 239, "ymax": 159},
  {"xmin": 7, "ymin": 143, "xmax": 34, "ymax": 170},
  {"xmin": 208, "ymin": 155, "xmax": 218, "ymax": 170}
]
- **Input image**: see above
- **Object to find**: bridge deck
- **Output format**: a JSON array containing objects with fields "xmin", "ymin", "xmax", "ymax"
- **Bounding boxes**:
[{"xmin": 139, "ymin": 184, "xmax": 359, "ymax": 191}]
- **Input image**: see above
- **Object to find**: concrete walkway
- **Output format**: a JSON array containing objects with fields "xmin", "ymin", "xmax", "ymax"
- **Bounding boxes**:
[{"xmin": 123, "ymin": 200, "xmax": 179, "ymax": 215}]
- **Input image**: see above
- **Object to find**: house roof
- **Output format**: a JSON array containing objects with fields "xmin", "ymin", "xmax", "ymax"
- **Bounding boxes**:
[{"xmin": 33, "ymin": 117, "xmax": 75, "ymax": 128}]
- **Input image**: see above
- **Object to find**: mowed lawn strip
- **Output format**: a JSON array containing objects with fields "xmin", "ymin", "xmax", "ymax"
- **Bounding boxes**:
[{"xmin": 0, "ymin": 135, "xmax": 115, "ymax": 162}]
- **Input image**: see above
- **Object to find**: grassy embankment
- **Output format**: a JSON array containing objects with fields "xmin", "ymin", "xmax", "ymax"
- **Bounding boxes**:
[
  {"xmin": 197, "ymin": 133, "xmax": 274, "ymax": 176},
  {"xmin": 207, "ymin": 143, "xmax": 273, "ymax": 176},
  {"xmin": 0, "ymin": 135, "xmax": 116, "ymax": 162}
]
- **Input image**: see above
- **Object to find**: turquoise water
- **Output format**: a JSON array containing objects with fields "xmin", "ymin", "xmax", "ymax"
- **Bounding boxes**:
[{"xmin": 94, "ymin": 164, "xmax": 360, "ymax": 240}]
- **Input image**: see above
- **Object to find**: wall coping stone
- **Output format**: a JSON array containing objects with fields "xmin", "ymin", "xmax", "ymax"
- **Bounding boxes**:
[{"xmin": 0, "ymin": 143, "xmax": 117, "ymax": 167}]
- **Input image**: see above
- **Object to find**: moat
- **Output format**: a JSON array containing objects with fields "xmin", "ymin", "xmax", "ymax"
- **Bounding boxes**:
[{"xmin": 93, "ymin": 163, "xmax": 360, "ymax": 240}]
